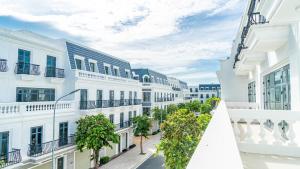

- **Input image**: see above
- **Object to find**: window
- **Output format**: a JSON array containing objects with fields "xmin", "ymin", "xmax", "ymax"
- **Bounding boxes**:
[
  {"xmin": 59, "ymin": 122, "xmax": 68, "ymax": 146},
  {"xmin": 143, "ymin": 92, "xmax": 151, "ymax": 102},
  {"xmin": 200, "ymin": 94, "xmax": 203, "ymax": 98},
  {"xmin": 0, "ymin": 132, "xmax": 9, "ymax": 160},
  {"xmin": 125, "ymin": 70, "xmax": 131, "ymax": 78},
  {"xmin": 212, "ymin": 94, "xmax": 215, "ymax": 98},
  {"xmin": 133, "ymin": 111, "xmax": 137, "ymax": 117},
  {"xmin": 104, "ymin": 65, "xmax": 111, "ymax": 75},
  {"xmin": 195, "ymin": 88, "xmax": 198, "ymax": 92},
  {"xmin": 109, "ymin": 114, "xmax": 114, "ymax": 123},
  {"xmin": 75, "ymin": 59, "xmax": 82, "ymax": 70},
  {"xmin": 248, "ymin": 81, "xmax": 256, "ymax": 102},
  {"xmin": 46, "ymin": 56, "xmax": 57, "ymax": 77},
  {"xmin": 57, "ymin": 157, "xmax": 64, "ymax": 169},
  {"xmin": 29, "ymin": 126, "xmax": 43, "ymax": 156},
  {"xmin": 263, "ymin": 64, "xmax": 290, "ymax": 110},
  {"xmin": 190, "ymin": 88, "xmax": 192, "ymax": 92},
  {"xmin": 89, "ymin": 62, "xmax": 96, "ymax": 72},
  {"xmin": 113, "ymin": 67, "xmax": 119, "ymax": 76},
  {"xmin": 120, "ymin": 113, "xmax": 124, "ymax": 127},
  {"xmin": 16, "ymin": 88, "xmax": 55, "ymax": 102},
  {"xmin": 17, "ymin": 49, "xmax": 31, "ymax": 74},
  {"xmin": 206, "ymin": 94, "xmax": 209, "ymax": 98}
]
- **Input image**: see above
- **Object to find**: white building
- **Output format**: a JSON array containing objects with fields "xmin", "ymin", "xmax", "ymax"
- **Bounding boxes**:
[
  {"xmin": 131, "ymin": 69, "xmax": 189, "ymax": 132},
  {"xmin": 0, "ymin": 28, "xmax": 143, "ymax": 169},
  {"xmin": 188, "ymin": 84, "xmax": 221, "ymax": 103},
  {"xmin": 188, "ymin": 0, "xmax": 300, "ymax": 169}
]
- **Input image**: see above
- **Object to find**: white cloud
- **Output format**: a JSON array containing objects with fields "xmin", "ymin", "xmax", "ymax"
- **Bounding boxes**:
[{"xmin": 0, "ymin": 0, "xmax": 243, "ymax": 84}]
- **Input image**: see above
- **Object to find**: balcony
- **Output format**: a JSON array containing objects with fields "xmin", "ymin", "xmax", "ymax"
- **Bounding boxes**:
[
  {"xmin": 115, "ymin": 120, "xmax": 132, "ymax": 131},
  {"xmin": 0, "ymin": 149, "xmax": 22, "ymax": 168},
  {"xmin": 187, "ymin": 101, "xmax": 300, "ymax": 169},
  {"xmin": 80, "ymin": 101, "xmax": 96, "ymax": 110},
  {"xmin": 45, "ymin": 67, "xmax": 65, "ymax": 78},
  {"xmin": 109, "ymin": 100, "xmax": 120, "ymax": 107},
  {"xmin": 28, "ymin": 135, "xmax": 75, "ymax": 157},
  {"xmin": 0, "ymin": 59, "xmax": 8, "ymax": 72},
  {"xmin": 133, "ymin": 99, "xmax": 142, "ymax": 105},
  {"xmin": 15, "ymin": 63, "xmax": 40, "ymax": 75}
]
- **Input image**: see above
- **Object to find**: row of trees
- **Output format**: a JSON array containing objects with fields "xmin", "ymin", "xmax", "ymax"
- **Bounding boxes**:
[{"xmin": 156, "ymin": 97, "xmax": 220, "ymax": 169}]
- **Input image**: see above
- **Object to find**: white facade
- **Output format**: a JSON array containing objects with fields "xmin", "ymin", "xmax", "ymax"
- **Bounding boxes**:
[
  {"xmin": 189, "ymin": 0, "xmax": 300, "ymax": 169},
  {"xmin": 0, "ymin": 28, "xmax": 141, "ymax": 169},
  {"xmin": 188, "ymin": 84, "xmax": 221, "ymax": 103}
]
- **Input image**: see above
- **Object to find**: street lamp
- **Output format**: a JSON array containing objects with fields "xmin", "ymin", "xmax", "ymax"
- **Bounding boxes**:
[{"xmin": 52, "ymin": 89, "xmax": 80, "ymax": 169}]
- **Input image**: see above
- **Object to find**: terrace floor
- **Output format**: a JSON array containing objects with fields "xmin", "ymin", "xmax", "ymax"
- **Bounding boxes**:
[{"xmin": 241, "ymin": 152, "xmax": 300, "ymax": 169}]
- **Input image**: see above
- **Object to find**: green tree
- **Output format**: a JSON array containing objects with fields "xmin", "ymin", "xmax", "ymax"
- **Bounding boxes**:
[
  {"xmin": 75, "ymin": 114, "xmax": 119, "ymax": 169},
  {"xmin": 200, "ymin": 103, "xmax": 212, "ymax": 114},
  {"xmin": 166, "ymin": 104, "xmax": 178, "ymax": 114},
  {"xmin": 186, "ymin": 100, "xmax": 201, "ymax": 112},
  {"xmin": 133, "ymin": 115, "xmax": 151, "ymax": 154},
  {"xmin": 197, "ymin": 113, "xmax": 212, "ymax": 134},
  {"xmin": 177, "ymin": 103, "xmax": 187, "ymax": 109},
  {"xmin": 152, "ymin": 107, "xmax": 167, "ymax": 124},
  {"xmin": 205, "ymin": 97, "xmax": 221, "ymax": 109},
  {"xmin": 157, "ymin": 109, "xmax": 201, "ymax": 169}
]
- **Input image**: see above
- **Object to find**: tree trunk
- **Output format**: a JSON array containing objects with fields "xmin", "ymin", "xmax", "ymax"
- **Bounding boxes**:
[
  {"xmin": 93, "ymin": 149, "xmax": 100, "ymax": 169},
  {"xmin": 140, "ymin": 135, "xmax": 143, "ymax": 154}
]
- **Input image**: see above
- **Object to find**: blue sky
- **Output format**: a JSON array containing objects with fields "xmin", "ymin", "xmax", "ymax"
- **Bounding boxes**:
[{"xmin": 0, "ymin": 0, "xmax": 246, "ymax": 85}]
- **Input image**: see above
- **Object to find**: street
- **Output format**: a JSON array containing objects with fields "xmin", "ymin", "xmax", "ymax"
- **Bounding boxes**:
[{"xmin": 136, "ymin": 154, "xmax": 165, "ymax": 169}]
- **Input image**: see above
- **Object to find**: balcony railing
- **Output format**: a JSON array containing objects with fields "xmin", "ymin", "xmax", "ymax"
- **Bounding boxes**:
[
  {"xmin": 115, "ymin": 120, "xmax": 132, "ymax": 131},
  {"xmin": 28, "ymin": 135, "xmax": 74, "ymax": 157},
  {"xmin": 15, "ymin": 63, "xmax": 40, "ymax": 75},
  {"xmin": 109, "ymin": 100, "xmax": 120, "ymax": 107},
  {"xmin": 45, "ymin": 67, "xmax": 65, "ymax": 78},
  {"xmin": 0, "ymin": 59, "xmax": 8, "ymax": 72},
  {"xmin": 0, "ymin": 149, "xmax": 22, "ymax": 168},
  {"xmin": 133, "ymin": 99, "xmax": 142, "ymax": 105},
  {"xmin": 128, "ymin": 99, "xmax": 133, "ymax": 105},
  {"xmin": 80, "ymin": 101, "xmax": 96, "ymax": 110}
]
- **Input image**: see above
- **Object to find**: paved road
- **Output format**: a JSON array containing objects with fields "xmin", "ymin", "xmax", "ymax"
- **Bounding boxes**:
[{"xmin": 136, "ymin": 154, "xmax": 165, "ymax": 169}]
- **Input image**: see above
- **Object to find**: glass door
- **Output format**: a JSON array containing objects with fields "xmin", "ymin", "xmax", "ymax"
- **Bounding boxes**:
[
  {"xmin": 80, "ymin": 89, "xmax": 88, "ymax": 109},
  {"xmin": 109, "ymin": 90, "xmax": 114, "ymax": 107},
  {"xmin": 30, "ymin": 126, "xmax": 43, "ymax": 156},
  {"xmin": 59, "ymin": 122, "xmax": 68, "ymax": 146},
  {"xmin": 96, "ymin": 90, "xmax": 103, "ymax": 108},
  {"xmin": 0, "ymin": 132, "xmax": 9, "ymax": 162},
  {"xmin": 120, "ymin": 113, "xmax": 124, "ymax": 128},
  {"xmin": 120, "ymin": 91, "xmax": 124, "ymax": 106},
  {"xmin": 46, "ymin": 56, "xmax": 56, "ymax": 77},
  {"xmin": 17, "ymin": 49, "xmax": 30, "ymax": 74},
  {"xmin": 57, "ymin": 157, "xmax": 64, "ymax": 169}
]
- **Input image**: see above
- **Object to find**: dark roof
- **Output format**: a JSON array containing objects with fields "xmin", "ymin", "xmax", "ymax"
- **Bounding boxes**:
[
  {"xmin": 132, "ymin": 68, "xmax": 168, "ymax": 85},
  {"xmin": 66, "ymin": 42, "xmax": 132, "ymax": 78},
  {"xmin": 199, "ymin": 84, "xmax": 221, "ymax": 90}
]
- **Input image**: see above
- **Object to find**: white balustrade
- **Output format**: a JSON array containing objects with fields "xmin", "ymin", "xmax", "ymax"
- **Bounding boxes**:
[
  {"xmin": 226, "ymin": 102, "xmax": 259, "ymax": 109},
  {"xmin": 228, "ymin": 106, "xmax": 300, "ymax": 157},
  {"xmin": 0, "ymin": 101, "xmax": 74, "ymax": 116}
]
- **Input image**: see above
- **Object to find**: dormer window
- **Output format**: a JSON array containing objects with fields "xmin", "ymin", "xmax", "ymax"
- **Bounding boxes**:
[
  {"xmin": 104, "ymin": 63, "xmax": 111, "ymax": 75},
  {"xmin": 75, "ymin": 59, "xmax": 82, "ymax": 70},
  {"xmin": 125, "ymin": 69, "xmax": 131, "ymax": 78},
  {"xmin": 113, "ymin": 66, "xmax": 120, "ymax": 76},
  {"xmin": 90, "ymin": 62, "xmax": 95, "ymax": 72}
]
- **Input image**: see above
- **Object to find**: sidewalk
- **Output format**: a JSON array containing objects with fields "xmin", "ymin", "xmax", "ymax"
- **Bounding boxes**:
[{"xmin": 101, "ymin": 133, "xmax": 161, "ymax": 169}]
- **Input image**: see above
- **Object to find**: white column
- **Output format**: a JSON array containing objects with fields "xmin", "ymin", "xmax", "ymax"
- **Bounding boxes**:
[
  {"xmin": 289, "ymin": 51, "xmax": 300, "ymax": 110},
  {"xmin": 255, "ymin": 65, "xmax": 262, "ymax": 109}
]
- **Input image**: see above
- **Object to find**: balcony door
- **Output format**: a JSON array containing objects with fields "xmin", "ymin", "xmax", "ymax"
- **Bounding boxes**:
[
  {"xmin": 96, "ymin": 90, "xmax": 103, "ymax": 108},
  {"xmin": 120, "ymin": 113, "xmax": 124, "ymax": 128},
  {"xmin": 46, "ymin": 56, "xmax": 56, "ymax": 77},
  {"xmin": 30, "ymin": 126, "xmax": 43, "ymax": 155},
  {"xmin": 80, "ymin": 89, "xmax": 88, "ymax": 109},
  {"xmin": 17, "ymin": 49, "xmax": 30, "ymax": 74},
  {"xmin": 120, "ymin": 91, "xmax": 124, "ymax": 105},
  {"xmin": 0, "ymin": 132, "xmax": 9, "ymax": 161},
  {"xmin": 59, "ymin": 122, "xmax": 68, "ymax": 147},
  {"xmin": 109, "ymin": 90, "xmax": 114, "ymax": 106}
]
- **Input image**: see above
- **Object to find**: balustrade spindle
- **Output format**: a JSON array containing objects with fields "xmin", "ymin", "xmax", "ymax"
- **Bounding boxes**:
[
  {"xmin": 245, "ymin": 119, "xmax": 254, "ymax": 143},
  {"xmin": 232, "ymin": 119, "xmax": 241, "ymax": 141},
  {"xmin": 273, "ymin": 120, "xmax": 282, "ymax": 145},
  {"xmin": 287, "ymin": 120, "xmax": 296, "ymax": 146},
  {"xmin": 258, "ymin": 119, "xmax": 266, "ymax": 144}
]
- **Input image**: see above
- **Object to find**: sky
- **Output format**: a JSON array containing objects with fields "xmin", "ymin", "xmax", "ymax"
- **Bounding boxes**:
[{"xmin": 0, "ymin": 0, "xmax": 246, "ymax": 85}]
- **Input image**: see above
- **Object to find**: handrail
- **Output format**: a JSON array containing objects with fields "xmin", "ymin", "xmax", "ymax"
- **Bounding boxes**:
[{"xmin": 0, "ymin": 149, "xmax": 22, "ymax": 168}]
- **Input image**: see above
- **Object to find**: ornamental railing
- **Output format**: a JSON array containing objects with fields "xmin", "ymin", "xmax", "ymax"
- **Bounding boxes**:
[
  {"xmin": 45, "ymin": 67, "xmax": 65, "ymax": 78},
  {"xmin": 0, "ymin": 149, "xmax": 22, "ymax": 168},
  {"xmin": 28, "ymin": 135, "xmax": 74, "ymax": 157},
  {"xmin": 15, "ymin": 63, "xmax": 40, "ymax": 75},
  {"xmin": 115, "ymin": 120, "xmax": 132, "ymax": 131},
  {"xmin": 0, "ymin": 59, "xmax": 8, "ymax": 72}
]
